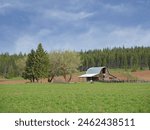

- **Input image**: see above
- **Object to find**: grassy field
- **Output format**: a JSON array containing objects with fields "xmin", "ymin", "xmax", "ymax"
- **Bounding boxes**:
[{"xmin": 0, "ymin": 82, "xmax": 150, "ymax": 113}]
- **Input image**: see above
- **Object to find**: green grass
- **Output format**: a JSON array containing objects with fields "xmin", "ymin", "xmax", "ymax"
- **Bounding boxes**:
[{"xmin": 0, "ymin": 83, "xmax": 150, "ymax": 113}]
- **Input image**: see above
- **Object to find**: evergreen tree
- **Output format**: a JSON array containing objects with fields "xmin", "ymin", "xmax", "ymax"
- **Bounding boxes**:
[
  {"xmin": 23, "ymin": 49, "xmax": 36, "ymax": 82},
  {"xmin": 23, "ymin": 43, "xmax": 49, "ymax": 82},
  {"xmin": 34, "ymin": 43, "xmax": 49, "ymax": 82},
  {"xmin": 79, "ymin": 46, "xmax": 150, "ymax": 71},
  {"xmin": 123, "ymin": 54, "xmax": 128, "ymax": 70}
]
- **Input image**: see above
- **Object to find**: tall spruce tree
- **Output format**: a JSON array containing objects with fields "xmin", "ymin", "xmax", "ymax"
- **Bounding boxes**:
[
  {"xmin": 23, "ymin": 49, "xmax": 36, "ymax": 82},
  {"xmin": 34, "ymin": 43, "xmax": 49, "ymax": 82},
  {"xmin": 23, "ymin": 43, "xmax": 49, "ymax": 82}
]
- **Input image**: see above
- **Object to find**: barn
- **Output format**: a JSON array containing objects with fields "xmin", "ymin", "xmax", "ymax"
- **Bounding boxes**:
[{"xmin": 79, "ymin": 66, "xmax": 117, "ymax": 81}]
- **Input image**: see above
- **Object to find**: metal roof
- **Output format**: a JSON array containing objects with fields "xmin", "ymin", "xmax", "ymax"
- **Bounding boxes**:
[
  {"xmin": 86, "ymin": 67, "xmax": 105, "ymax": 74},
  {"xmin": 79, "ymin": 67, "xmax": 106, "ymax": 78},
  {"xmin": 79, "ymin": 73, "xmax": 98, "ymax": 78}
]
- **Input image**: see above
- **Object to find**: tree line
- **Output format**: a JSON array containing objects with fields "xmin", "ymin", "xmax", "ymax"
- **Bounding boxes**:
[
  {"xmin": 80, "ymin": 46, "xmax": 150, "ymax": 71},
  {"xmin": 0, "ymin": 44, "xmax": 150, "ymax": 81}
]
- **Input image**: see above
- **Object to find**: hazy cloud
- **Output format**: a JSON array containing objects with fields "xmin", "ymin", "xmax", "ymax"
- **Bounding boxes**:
[
  {"xmin": 102, "ymin": 3, "xmax": 133, "ymax": 14},
  {"xmin": 0, "ymin": 3, "xmax": 11, "ymax": 9},
  {"xmin": 0, "ymin": 0, "xmax": 150, "ymax": 53},
  {"xmin": 43, "ymin": 9, "xmax": 94, "ymax": 22}
]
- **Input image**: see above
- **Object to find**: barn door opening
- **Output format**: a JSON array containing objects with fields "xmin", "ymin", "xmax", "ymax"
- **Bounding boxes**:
[
  {"xmin": 101, "ymin": 68, "xmax": 106, "ymax": 74},
  {"xmin": 101, "ymin": 68, "xmax": 106, "ymax": 79}
]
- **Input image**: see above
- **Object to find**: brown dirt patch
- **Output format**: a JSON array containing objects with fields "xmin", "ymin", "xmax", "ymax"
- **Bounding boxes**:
[
  {"xmin": 52, "ymin": 74, "xmax": 83, "ymax": 83},
  {"xmin": 111, "ymin": 72, "xmax": 128, "ymax": 80},
  {"xmin": 0, "ymin": 74, "xmax": 82, "ymax": 85},
  {"xmin": 132, "ymin": 70, "xmax": 150, "ymax": 81},
  {"xmin": 0, "ymin": 79, "xmax": 28, "ymax": 85}
]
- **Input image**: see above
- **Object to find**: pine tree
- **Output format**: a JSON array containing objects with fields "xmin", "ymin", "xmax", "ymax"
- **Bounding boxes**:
[
  {"xmin": 23, "ymin": 49, "xmax": 36, "ymax": 82},
  {"xmin": 34, "ymin": 43, "xmax": 49, "ymax": 82},
  {"xmin": 23, "ymin": 43, "xmax": 49, "ymax": 82}
]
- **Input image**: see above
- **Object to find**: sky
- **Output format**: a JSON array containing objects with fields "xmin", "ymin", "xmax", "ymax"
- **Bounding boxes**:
[{"xmin": 0, "ymin": 0, "xmax": 150, "ymax": 54}]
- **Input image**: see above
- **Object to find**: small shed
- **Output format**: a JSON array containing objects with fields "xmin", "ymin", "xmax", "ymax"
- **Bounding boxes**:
[{"xmin": 79, "ymin": 66, "xmax": 117, "ymax": 81}]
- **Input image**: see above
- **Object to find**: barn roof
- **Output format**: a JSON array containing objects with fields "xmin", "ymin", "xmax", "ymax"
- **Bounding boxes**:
[{"xmin": 79, "ymin": 67, "xmax": 106, "ymax": 78}]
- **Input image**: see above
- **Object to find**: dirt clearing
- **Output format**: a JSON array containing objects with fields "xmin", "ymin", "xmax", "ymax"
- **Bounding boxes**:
[{"xmin": 132, "ymin": 70, "xmax": 150, "ymax": 81}]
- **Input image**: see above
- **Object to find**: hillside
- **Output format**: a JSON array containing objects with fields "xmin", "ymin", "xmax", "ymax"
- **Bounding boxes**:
[{"xmin": 109, "ymin": 69, "xmax": 150, "ymax": 81}]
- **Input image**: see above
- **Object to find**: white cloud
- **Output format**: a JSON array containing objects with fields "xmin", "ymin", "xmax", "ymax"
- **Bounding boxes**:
[
  {"xmin": 14, "ymin": 35, "xmax": 38, "ymax": 53},
  {"xmin": 0, "ymin": 1, "xmax": 29, "ymax": 15},
  {"xmin": 7, "ymin": 0, "xmax": 150, "ymax": 53},
  {"xmin": 43, "ymin": 9, "xmax": 94, "ymax": 21},
  {"xmin": 109, "ymin": 26, "xmax": 150, "ymax": 47},
  {"xmin": 14, "ymin": 25, "xmax": 150, "ymax": 54},
  {"xmin": 14, "ymin": 28, "xmax": 53, "ymax": 53},
  {"xmin": 57, "ymin": 26, "xmax": 150, "ymax": 50}
]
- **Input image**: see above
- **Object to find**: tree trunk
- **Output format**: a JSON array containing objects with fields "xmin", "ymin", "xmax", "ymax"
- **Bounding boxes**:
[
  {"xmin": 63, "ymin": 74, "xmax": 67, "ymax": 82},
  {"xmin": 32, "ymin": 77, "xmax": 35, "ymax": 82},
  {"xmin": 48, "ymin": 75, "xmax": 54, "ymax": 83},
  {"xmin": 36, "ymin": 78, "xmax": 39, "ymax": 83},
  {"xmin": 67, "ymin": 74, "xmax": 72, "ymax": 82}
]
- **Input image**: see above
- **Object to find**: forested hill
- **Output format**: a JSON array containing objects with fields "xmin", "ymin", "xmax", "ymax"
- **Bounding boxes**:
[
  {"xmin": 0, "ymin": 46, "xmax": 150, "ymax": 79},
  {"xmin": 80, "ymin": 46, "xmax": 150, "ymax": 71}
]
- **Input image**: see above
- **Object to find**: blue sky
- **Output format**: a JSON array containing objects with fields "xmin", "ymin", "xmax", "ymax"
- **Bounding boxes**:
[{"xmin": 0, "ymin": 0, "xmax": 150, "ymax": 54}]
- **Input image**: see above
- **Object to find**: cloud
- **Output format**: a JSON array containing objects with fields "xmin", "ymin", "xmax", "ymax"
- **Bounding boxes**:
[
  {"xmin": 13, "ymin": 25, "xmax": 150, "ymax": 54},
  {"xmin": 102, "ymin": 26, "xmax": 150, "ymax": 48},
  {"xmin": 14, "ymin": 35, "xmax": 38, "ymax": 53},
  {"xmin": 1, "ymin": 0, "xmax": 150, "ymax": 54},
  {"xmin": 14, "ymin": 28, "xmax": 53, "ymax": 53},
  {"xmin": 0, "ymin": 3, "xmax": 12, "ymax": 14},
  {"xmin": 0, "ymin": 3, "xmax": 11, "ymax": 9},
  {"xmin": 0, "ymin": 1, "xmax": 29, "ymax": 15},
  {"xmin": 43, "ymin": 9, "xmax": 94, "ymax": 22},
  {"xmin": 55, "ymin": 25, "xmax": 150, "ymax": 50},
  {"xmin": 37, "ymin": 29, "xmax": 52, "ymax": 37},
  {"xmin": 102, "ymin": 3, "xmax": 133, "ymax": 14}
]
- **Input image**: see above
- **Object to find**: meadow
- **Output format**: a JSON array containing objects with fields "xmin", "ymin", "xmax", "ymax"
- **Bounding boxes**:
[{"xmin": 0, "ymin": 83, "xmax": 150, "ymax": 113}]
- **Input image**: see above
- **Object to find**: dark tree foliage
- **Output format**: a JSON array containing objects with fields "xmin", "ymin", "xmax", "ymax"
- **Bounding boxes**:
[
  {"xmin": 23, "ymin": 50, "xmax": 36, "ymax": 82},
  {"xmin": 34, "ymin": 43, "xmax": 49, "ymax": 81},
  {"xmin": 80, "ymin": 46, "xmax": 150, "ymax": 71},
  {"xmin": 23, "ymin": 43, "xmax": 49, "ymax": 82}
]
